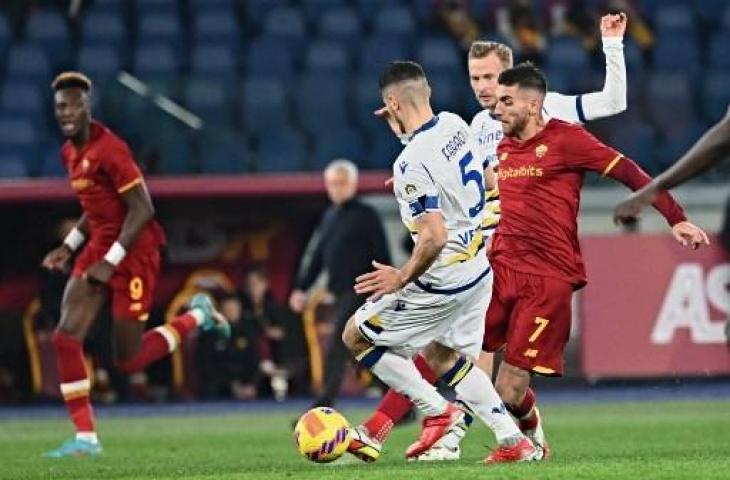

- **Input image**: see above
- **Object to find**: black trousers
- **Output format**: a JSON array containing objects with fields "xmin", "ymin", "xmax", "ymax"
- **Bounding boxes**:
[{"xmin": 313, "ymin": 290, "xmax": 363, "ymax": 407}]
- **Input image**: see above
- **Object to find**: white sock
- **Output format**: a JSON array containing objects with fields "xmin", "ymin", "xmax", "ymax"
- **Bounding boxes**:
[
  {"xmin": 368, "ymin": 350, "xmax": 448, "ymax": 417},
  {"xmin": 76, "ymin": 431, "xmax": 99, "ymax": 445},
  {"xmin": 453, "ymin": 366, "xmax": 521, "ymax": 442},
  {"xmin": 190, "ymin": 308, "xmax": 205, "ymax": 326}
]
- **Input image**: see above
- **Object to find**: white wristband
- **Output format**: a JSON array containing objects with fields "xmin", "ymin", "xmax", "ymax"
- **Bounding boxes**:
[
  {"xmin": 104, "ymin": 242, "xmax": 127, "ymax": 267},
  {"xmin": 63, "ymin": 227, "xmax": 85, "ymax": 252}
]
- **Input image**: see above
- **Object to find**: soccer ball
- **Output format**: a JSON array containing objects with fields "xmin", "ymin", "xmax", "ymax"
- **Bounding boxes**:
[{"xmin": 293, "ymin": 407, "xmax": 352, "ymax": 463}]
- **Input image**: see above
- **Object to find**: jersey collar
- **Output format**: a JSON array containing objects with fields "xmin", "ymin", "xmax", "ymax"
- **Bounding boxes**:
[{"xmin": 411, "ymin": 115, "xmax": 439, "ymax": 138}]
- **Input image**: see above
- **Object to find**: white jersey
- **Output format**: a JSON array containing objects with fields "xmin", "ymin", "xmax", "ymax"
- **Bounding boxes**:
[{"xmin": 392, "ymin": 111, "xmax": 488, "ymax": 291}]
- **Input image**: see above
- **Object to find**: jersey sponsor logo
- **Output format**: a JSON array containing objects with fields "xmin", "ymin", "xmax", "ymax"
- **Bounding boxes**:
[
  {"xmin": 535, "ymin": 144, "xmax": 548, "ymax": 158},
  {"xmin": 70, "ymin": 177, "xmax": 95, "ymax": 192},
  {"xmin": 479, "ymin": 126, "xmax": 502, "ymax": 146},
  {"xmin": 440, "ymin": 129, "xmax": 468, "ymax": 162},
  {"xmin": 498, "ymin": 165, "xmax": 544, "ymax": 180}
]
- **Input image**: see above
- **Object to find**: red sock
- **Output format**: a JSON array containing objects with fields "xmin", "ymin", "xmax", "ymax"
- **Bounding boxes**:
[
  {"xmin": 117, "ymin": 313, "xmax": 198, "ymax": 374},
  {"xmin": 363, "ymin": 354, "xmax": 439, "ymax": 443},
  {"xmin": 507, "ymin": 387, "xmax": 539, "ymax": 431},
  {"xmin": 53, "ymin": 332, "xmax": 95, "ymax": 433}
]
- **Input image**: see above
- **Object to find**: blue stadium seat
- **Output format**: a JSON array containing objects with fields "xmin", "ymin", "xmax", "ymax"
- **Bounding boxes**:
[
  {"xmin": 0, "ymin": 11, "xmax": 12, "ymax": 49},
  {"xmin": 658, "ymin": 123, "xmax": 706, "ymax": 171},
  {"xmin": 193, "ymin": 10, "xmax": 239, "ymax": 46},
  {"xmin": 0, "ymin": 83, "xmax": 44, "ymax": 117},
  {"xmin": 245, "ymin": 0, "xmax": 289, "ymax": 25},
  {"xmin": 133, "ymin": 43, "xmax": 180, "ymax": 80},
  {"xmin": 138, "ymin": 12, "xmax": 182, "ymax": 46},
  {"xmin": 78, "ymin": 45, "xmax": 122, "ymax": 81},
  {"xmin": 311, "ymin": 127, "xmax": 366, "ymax": 170},
  {"xmin": 0, "ymin": 154, "xmax": 29, "ymax": 178},
  {"xmin": 82, "ymin": 11, "xmax": 127, "ymax": 46},
  {"xmin": 304, "ymin": 41, "xmax": 349, "ymax": 73},
  {"xmin": 198, "ymin": 131, "xmax": 249, "ymax": 173},
  {"xmin": 646, "ymin": 73, "xmax": 695, "ymax": 136},
  {"xmin": 154, "ymin": 127, "xmax": 196, "ymax": 174},
  {"xmin": 241, "ymin": 78, "xmax": 290, "ymax": 135},
  {"xmin": 360, "ymin": 36, "xmax": 411, "ymax": 74},
  {"xmin": 295, "ymin": 75, "xmax": 349, "ymax": 135},
  {"xmin": 427, "ymin": 73, "xmax": 462, "ymax": 113},
  {"xmin": 256, "ymin": 128, "xmax": 308, "ymax": 172},
  {"xmin": 695, "ymin": 0, "xmax": 726, "ymax": 27},
  {"xmin": 373, "ymin": 6, "xmax": 417, "ymax": 39},
  {"xmin": 317, "ymin": 7, "xmax": 363, "ymax": 53},
  {"xmin": 411, "ymin": 0, "xmax": 436, "ymax": 26},
  {"xmin": 5, "ymin": 44, "xmax": 51, "ymax": 86},
  {"xmin": 547, "ymin": 37, "xmax": 589, "ymax": 74},
  {"xmin": 246, "ymin": 38, "xmax": 295, "ymax": 79},
  {"xmin": 263, "ymin": 7, "xmax": 307, "ymax": 54},
  {"xmin": 542, "ymin": 67, "xmax": 571, "ymax": 95},
  {"xmin": 609, "ymin": 122, "xmax": 658, "ymax": 174},
  {"xmin": 369, "ymin": 128, "xmax": 402, "ymax": 170},
  {"xmin": 703, "ymin": 72, "xmax": 730, "ymax": 122},
  {"xmin": 355, "ymin": 0, "xmax": 405, "ymax": 24},
  {"xmin": 302, "ymin": 0, "xmax": 347, "ymax": 22},
  {"xmin": 353, "ymin": 76, "xmax": 382, "ymax": 132},
  {"xmin": 27, "ymin": 10, "xmax": 72, "ymax": 67},
  {"xmin": 183, "ymin": 79, "xmax": 231, "ymax": 128},
  {"xmin": 191, "ymin": 44, "xmax": 237, "ymax": 82},
  {"xmin": 653, "ymin": 33, "xmax": 700, "ymax": 74},
  {"xmin": 708, "ymin": 33, "xmax": 730, "ymax": 71},
  {"xmin": 39, "ymin": 142, "xmax": 66, "ymax": 177},
  {"xmin": 136, "ymin": 0, "xmax": 179, "ymax": 13},
  {"xmin": 417, "ymin": 36, "xmax": 461, "ymax": 75},
  {"xmin": 654, "ymin": 4, "xmax": 695, "ymax": 35},
  {"xmin": 0, "ymin": 117, "xmax": 38, "ymax": 172}
]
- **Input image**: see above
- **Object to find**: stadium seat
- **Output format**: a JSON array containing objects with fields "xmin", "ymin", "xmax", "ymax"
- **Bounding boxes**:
[
  {"xmin": 369, "ymin": 128, "xmax": 402, "ymax": 170},
  {"xmin": 373, "ymin": 6, "xmax": 417, "ymax": 39},
  {"xmin": 703, "ymin": 72, "xmax": 730, "ymax": 122},
  {"xmin": 311, "ymin": 127, "xmax": 366, "ymax": 171},
  {"xmin": 26, "ymin": 10, "xmax": 72, "ymax": 67},
  {"xmin": 136, "ymin": 0, "xmax": 179, "ymax": 13},
  {"xmin": 256, "ymin": 128, "xmax": 308, "ymax": 172},
  {"xmin": 183, "ymin": 79, "xmax": 231, "ymax": 128},
  {"xmin": 646, "ymin": 73, "xmax": 695, "ymax": 136},
  {"xmin": 263, "ymin": 7, "xmax": 307, "ymax": 55},
  {"xmin": 609, "ymin": 122, "xmax": 658, "ymax": 175},
  {"xmin": 302, "ymin": 0, "xmax": 347, "ymax": 22},
  {"xmin": 317, "ymin": 7, "xmax": 363, "ymax": 54},
  {"xmin": 658, "ymin": 123, "xmax": 706, "ymax": 171},
  {"xmin": 654, "ymin": 4, "xmax": 696, "ymax": 35},
  {"xmin": 245, "ymin": 38, "xmax": 295, "ymax": 79},
  {"xmin": 360, "ymin": 35, "xmax": 412, "ymax": 74},
  {"xmin": 353, "ymin": 75, "xmax": 383, "ymax": 132},
  {"xmin": 191, "ymin": 44, "xmax": 237, "ymax": 82},
  {"xmin": 138, "ymin": 12, "xmax": 183, "ymax": 47},
  {"xmin": 547, "ymin": 37, "xmax": 590, "ymax": 73},
  {"xmin": 708, "ymin": 33, "xmax": 730, "ymax": 71},
  {"xmin": 39, "ymin": 142, "xmax": 66, "ymax": 177},
  {"xmin": 411, "ymin": 0, "xmax": 436, "ymax": 26},
  {"xmin": 653, "ymin": 33, "xmax": 700, "ymax": 74},
  {"xmin": 82, "ymin": 11, "xmax": 127, "ymax": 46},
  {"xmin": 0, "ymin": 83, "xmax": 44, "ymax": 118},
  {"xmin": 295, "ymin": 75, "xmax": 349, "ymax": 135},
  {"xmin": 304, "ymin": 41, "xmax": 349, "ymax": 73},
  {"xmin": 244, "ymin": 0, "xmax": 288, "ymax": 25},
  {"xmin": 0, "ymin": 117, "xmax": 38, "ymax": 172},
  {"xmin": 417, "ymin": 36, "xmax": 461, "ymax": 75},
  {"xmin": 355, "ymin": 0, "xmax": 405, "ymax": 25},
  {"xmin": 427, "ymin": 73, "xmax": 462, "ymax": 113},
  {"xmin": 0, "ymin": 154, "xmax": 29, "ymax": 178},
  {"xmin": 198, "ymin": 131, "xmax": 249, "ymax": 173},
  {"xmin": 241, "ymin": 78, "xmax": 290, "ymax": 135},
  {"xmin": 133, "ymin": 43, "xmax": 180, "ymax": 80},
  {"xmin": 193, "ymin": 10, "xmax": 239, "ymax": 46},
  {"xmin": 5, "ymin": 44, "xmax": 52, "ymax": 86},
  {"xmin": 0, "ymin": 11, "xmax": 11, "ymax": 48},
  {"xmin": 78, "ymin": 45, "xmax": 123, "ymax": 81}
]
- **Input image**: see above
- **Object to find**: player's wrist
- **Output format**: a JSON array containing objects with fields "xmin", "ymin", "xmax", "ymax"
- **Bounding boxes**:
[
  {"xmin": 395, "ymin": 269, "xmax": 408, "ymax": 288},
  {"xmin": 103, "ymin": 241, "xmax": 127, "ymax": 267},
  {"xmin": 63, "ymin": 227, "xmax": 85, "ymax": 252}
]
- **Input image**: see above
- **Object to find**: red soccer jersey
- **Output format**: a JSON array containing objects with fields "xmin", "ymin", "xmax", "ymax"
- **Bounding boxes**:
[
  {"xmin": 491, "ymin": 118, "xmax": 685, "ymax": 289},
  {"xmin": 62, "ymin": 121, "xmax": 165, "ymax": 253}
]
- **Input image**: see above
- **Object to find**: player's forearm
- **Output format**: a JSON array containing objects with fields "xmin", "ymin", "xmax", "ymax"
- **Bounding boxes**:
[
  {"xmin": 609, "ymin": 157, "xmax": 687, "ymax": 225},
  {"xmin": 652, "ymin": 110, "xmax": 730, "ymax": 191},
  {"xmin": 399, "ymin": 226, "xmax": 446, "ymax": 285},
  {"xmin": 116, "ymin": 185, "xmax": 155, "ymax": 250},
  {"xmin": 76, "ymin": 214, "xmax": 89, "ymax": 236},
  {"xmin": 581, "ymin": 37, "xmax": 627, "ymax": 121}
]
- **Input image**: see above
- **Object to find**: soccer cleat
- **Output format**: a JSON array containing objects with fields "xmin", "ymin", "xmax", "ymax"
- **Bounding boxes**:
[
  {"xmin": 405, "ymin": 403, "xmax": 464, "ymax": 459},
  {"xmin": 43, "ymin": 438, "xmax": 102, "ymax": 458},
  {"xmin": 190, "ymin": 293, "xmax": 231, "ymax": 339},
  {"xmin": 410, "ymin": 416, "xmax": 468, "ymax": 462},
  {"xmin": 521, "ymin": 406, "xmax": 551, "ymax": 459},
  {"xmin": 484, "ymin": 436, "xmax": 540, "ymax": 464},
  {"xmin": 346, "ymin": 426, "xmax": 382, "ymax": 463}
]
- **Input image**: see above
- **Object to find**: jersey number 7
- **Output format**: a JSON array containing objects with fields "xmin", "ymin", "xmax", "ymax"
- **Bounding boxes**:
[{"xmin": 459, "ymin": 152, "xmax": 486, "ymax": 218}]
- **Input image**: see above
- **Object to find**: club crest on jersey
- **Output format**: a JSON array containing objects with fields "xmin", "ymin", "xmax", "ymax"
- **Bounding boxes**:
[
  {"xmin": 404, "ymin": 184, "xmax": 417, "ymax": 196},
  {"xmin": 535, "ymin": 144, "xmax": 548, "ymax": 158},
  {"xmin": 81, "ymin": 157, "xmax": 90, "ymax": 172}
]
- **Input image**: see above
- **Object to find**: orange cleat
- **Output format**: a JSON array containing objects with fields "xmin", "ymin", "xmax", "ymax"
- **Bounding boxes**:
[
  {"xmin": 405, "ymin": 403, "xmax": 464, "ymax": 459},
  {"xmin": 484, "ymin": 436, "xmax": 541, "ymax": 464}
]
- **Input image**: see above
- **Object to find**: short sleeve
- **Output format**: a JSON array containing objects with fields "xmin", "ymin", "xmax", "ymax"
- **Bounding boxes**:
[
  {"xmin": 399, "ymin": 162, "xmax": 440, "ymax": 219},
  {"xmin": 103, "ymin": 141, "xmax": 143, "ymax": 194},
  {"xmin": 563, "ymin": 125, "xmax": 624, "ymax": 176}
]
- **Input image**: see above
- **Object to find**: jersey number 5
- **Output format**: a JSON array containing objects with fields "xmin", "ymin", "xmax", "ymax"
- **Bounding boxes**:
[{"xmin": 459, "ymin": 152, "xmax": 486, "ymax": 218}]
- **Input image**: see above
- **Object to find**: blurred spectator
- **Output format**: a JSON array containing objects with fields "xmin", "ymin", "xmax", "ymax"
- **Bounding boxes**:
[
  {"xmin": 605, "ymin": 0, "xmax": 654, "ymax": 51},
  {"xmin": 438, "ymin": 0, "xmax": 481, "ymax": 51},
  {"xmin": 548, "ymin": 0, "xmax": 601, "ymax": 51},
  {"xmin": 289, "ymin": 159, "xmax": 390, "ymax": 408},
  {"xmin": 492, "ymin": 0, "xmax": 547, "ymax": 62}
]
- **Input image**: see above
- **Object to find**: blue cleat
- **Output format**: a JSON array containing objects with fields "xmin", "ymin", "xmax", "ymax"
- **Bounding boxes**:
[
  {"xmin": 43, "ymin": 438, "xmax": 102, "ymax": 458},
  {"xmin": 190, "ymin": 293, "xmax": 231, "ymax": 339}
]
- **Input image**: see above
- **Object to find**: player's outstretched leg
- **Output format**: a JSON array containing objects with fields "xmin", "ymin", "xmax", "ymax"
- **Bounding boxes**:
[{"xmin": 116, "ymin": 293, "xmax": 230, "ymax": 375}]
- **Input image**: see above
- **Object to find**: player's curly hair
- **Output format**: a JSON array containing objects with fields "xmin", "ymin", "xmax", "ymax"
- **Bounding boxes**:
[{"xmin": 51, "ymin": 72, "xmax": 92, "ymax": 92}]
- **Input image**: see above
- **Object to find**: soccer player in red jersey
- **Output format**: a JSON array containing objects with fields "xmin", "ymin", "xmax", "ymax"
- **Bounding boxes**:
[
  {"xmin": 479, "ymin": 63, "xmax": 708, "ymax": 457},
  {"xmin": 41, "ymin": 72, "xmax": 230, "ymax": 458}
]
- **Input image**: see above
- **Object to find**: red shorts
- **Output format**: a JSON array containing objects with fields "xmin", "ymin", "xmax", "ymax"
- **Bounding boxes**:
[
  {"xmin": 72, "ymin": 243, "xmax": 160, "ymax": 322},
  {"xmin": 483, "ymin": 261, "xmax": 573, "ymax": 376}
]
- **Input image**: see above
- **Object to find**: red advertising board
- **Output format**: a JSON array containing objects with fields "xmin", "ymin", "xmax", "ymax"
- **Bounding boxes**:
[{"xmin": 580, "ymin": 233, "xmax": 730, "ymax": 378}]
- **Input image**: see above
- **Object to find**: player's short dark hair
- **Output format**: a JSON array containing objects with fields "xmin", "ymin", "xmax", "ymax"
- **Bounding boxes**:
[
  {"xmin": 378, "ymin": 61, "xmax": 427, "ymax": 91},
  {"xmin": 51, "ymin": 71, "xmax": 92, "ymax": 93},
  {"xmin": 497, "ymin": 62, "xmax": 547, "ymax": 95}
]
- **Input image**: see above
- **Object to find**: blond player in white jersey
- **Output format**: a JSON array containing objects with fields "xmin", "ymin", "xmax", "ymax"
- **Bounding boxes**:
[{"xmin": 341, "ymin": 61, "xmax": 541, "ymax": 463}]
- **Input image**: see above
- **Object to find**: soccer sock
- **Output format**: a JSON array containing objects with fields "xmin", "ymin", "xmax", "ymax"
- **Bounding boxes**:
[
  {"xmin": 441, "ymin": 356, "xmax": 521, "ymax": 444},
  {"xmin": 52, "ymin": 332, "xmax": 97, "ymax": 441},
  {"xmin": 116, "ymin": 312, "xmax": 200, "ymax": 374},
  {"xmin": 358, "ymin": 347, "xmax": 448, "ymax": 417},
  {"xmin": 507, "ymin": 387, "xmax": 539, "ymax": 432},
  {"xmin": 362, "ymin": 354, "xmax": 439, "ymax": 442}
]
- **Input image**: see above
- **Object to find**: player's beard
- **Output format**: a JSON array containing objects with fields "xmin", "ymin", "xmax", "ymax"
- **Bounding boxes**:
[{"xmin": 503, "ymin": 113, "xmax": 529, "ymax": 138}]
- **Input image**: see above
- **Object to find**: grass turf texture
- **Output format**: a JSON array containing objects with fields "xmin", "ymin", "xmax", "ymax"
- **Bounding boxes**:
[{"xmin": 1, "ymin": 400, "xmax": 728, "ymax": 479}]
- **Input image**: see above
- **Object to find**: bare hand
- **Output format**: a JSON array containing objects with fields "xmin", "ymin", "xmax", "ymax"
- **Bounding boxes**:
[
  {"xmin": 42, "ymin": 245, "xmax": 72, "ymax": 272},
  {"xmin": 288, "ymin": 289, "xmax": 307, "ymax": 313},
  {"xmin": 83, "ymin": 260, "xmax": 115, "ymax": 285},
  {"xmin": 354, "ymin": 261, "xmax": 405, "ymax": 299},
  {"xmin": 600, "ymin": 12, "xmax": 627, "ymax": 38},
  {"xmin": 671, "ymin": 221, "xmax": 710, "ymax": 250},
  {"xmin": 613, "ymin": 188, "xmax": 656, "ymax": 225}
]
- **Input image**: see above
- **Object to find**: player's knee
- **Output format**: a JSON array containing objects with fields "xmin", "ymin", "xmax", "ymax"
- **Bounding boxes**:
[
  {"xmin": 341, "ymin": 316, "xmax": 367, "ymax": 354},
  {"xmin": 421, "ymin": 343, "xmax": 459, "ymax": 376},
  {"xmin": 55, "ymin": 317, "xmax": 85, "ymax": 342}
]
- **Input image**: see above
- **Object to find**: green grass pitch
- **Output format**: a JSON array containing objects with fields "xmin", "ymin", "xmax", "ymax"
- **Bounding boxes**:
[{"xmin": 1, "ymin": 400, "xmax": 729, "ymax": 479}]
